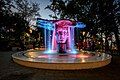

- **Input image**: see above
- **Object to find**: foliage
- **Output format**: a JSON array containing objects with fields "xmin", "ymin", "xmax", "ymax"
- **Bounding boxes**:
[
  {"xmin": 47, "ymin": 0, "xmax": 120, "ymax": 51},
  {"xmin": 0, "ymin": 0, "xmax": 40, "ymax": 50},
  {"xmin": 14, "ymin": 0, "xmax": 40, "ymax": 20}
]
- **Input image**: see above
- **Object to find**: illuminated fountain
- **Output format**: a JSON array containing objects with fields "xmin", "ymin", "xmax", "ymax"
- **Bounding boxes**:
[
  {"xmin": 37, "ymin": 19, "xmax": 85, "ymax": 54},
  {"xmin": 12, "ymin": 19, "xmax": 112, "ymax": 70}
]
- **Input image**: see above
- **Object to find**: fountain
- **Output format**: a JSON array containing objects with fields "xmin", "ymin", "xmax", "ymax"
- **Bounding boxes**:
[
  {"xmin": 12, "ymin": 19, "xmax": 112, "ymax": 70},
  {"xmin": 37, "ymin": 19, "xmax": 86, "ymax": 54}
]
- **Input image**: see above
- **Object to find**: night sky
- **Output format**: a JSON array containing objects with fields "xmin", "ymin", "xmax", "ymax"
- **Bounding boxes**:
[{"xmin": 29, "ymin": 0, "xmax": 53, "ymax": 19}]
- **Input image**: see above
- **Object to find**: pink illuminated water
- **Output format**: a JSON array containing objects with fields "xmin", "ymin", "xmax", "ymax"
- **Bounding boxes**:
[{"xmin": 37, "ymin": 54, "xmax": 91, "ymax": 59}]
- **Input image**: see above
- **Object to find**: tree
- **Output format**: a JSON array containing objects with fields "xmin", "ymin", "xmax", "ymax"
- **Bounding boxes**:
[
  {"xmin": 14, "ymin": 0, "xmax": 40, "ymax": 20},
  {"xmin": 47, "ymin": 0, "xmax": 120, "ymax": 52},
  {"xmin": 0, "ymin": 0, "xmax": 14, "ymax": 40},
  {"xmin": 0, "ymin": 0, "xmax": 41, "ymax": 50},
  {"xmin": 45, "ymin": 0, "xmax": 66, "ymax": 19}
]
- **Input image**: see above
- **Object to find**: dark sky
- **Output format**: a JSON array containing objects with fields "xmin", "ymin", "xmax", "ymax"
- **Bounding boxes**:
[{"xmin": 29, "ymin": 0, "xmax": 53, "ymax": 19}]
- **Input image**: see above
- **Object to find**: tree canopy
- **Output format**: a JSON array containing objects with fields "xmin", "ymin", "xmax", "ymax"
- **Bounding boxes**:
[
  {"xmin": 0, "ymin": 0, "xmax": 40, "ymax": 50},
  {"xmin": 46, "ymin": 0, "xmax": 120, "ymax": 51}
]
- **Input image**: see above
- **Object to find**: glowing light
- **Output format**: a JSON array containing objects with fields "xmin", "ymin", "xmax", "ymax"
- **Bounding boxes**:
[
  {"xmin": 27, "ymin": 52, "xmax": 38, "ymax": 58},
  {"xmin": 26, "ymin": 33, "xmax": 30, "ymax": 37},
  {"xmin": 83, "ymin": 31, "xmax": 85, "ymax": 36},
  {"xmin": 71, "ymin": 50, "xmax": 78, "ymax": 54},
  {"xmin": 44, "ymin": 29, "xmax": 46, "ymax": 49},
  {"xmin": 44, "ymin": 50, "xmax": 52, "ymax": 54},
  {"xmin": 81, "ymin": 58, "xmax": 86, "ymax": 62},
  {"xmin": 44, "ymin": 50, "xmax": 56, "ymax": 54},
  {"xmin": 29, "ymin": 29, "xmax": 32, "ymax": 33},
  {"xmin": 52, "ymin": 29, "xmax": 56, "ymax": 50},
  {"xmin": 37, "ymin": 19, "xmax": 86, "ymax": 54},
  {"xmin": 47, "ymin": 30, "xmax": 52, "ymax": 50},
  {"xmin": 75, "ymin": 22, "xmax": 86, "ymax": 28},
  {"xmin": 76, "ymin": 54, "xmax": 90, "ymax": 58},
  {"xmin": 37, "ymin": 19, "xmax": 54, "ymax": 30},
  {"xmin": 55, "ymin": 20, "xmax": 73, "ymax": 26},
  {"xmin": 38, "ymin": 55, "xmax": 48, "ymax": 58}
]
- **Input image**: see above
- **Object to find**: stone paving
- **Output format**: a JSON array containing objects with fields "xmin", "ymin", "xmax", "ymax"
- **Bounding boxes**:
[{"xmin": 0, "ymin": 51, "xmax": 120, "ymax": 80}]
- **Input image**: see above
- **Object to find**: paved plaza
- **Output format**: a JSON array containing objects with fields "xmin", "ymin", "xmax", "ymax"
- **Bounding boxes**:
[{"xmin": 0, "ymin": 51, "xmax": 120, "ymax": 80}]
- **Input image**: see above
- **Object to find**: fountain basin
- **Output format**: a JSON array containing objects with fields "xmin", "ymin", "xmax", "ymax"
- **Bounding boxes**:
[{"xmin": 12, "ymin": 49, "xmax": 112, "ymax": 70}]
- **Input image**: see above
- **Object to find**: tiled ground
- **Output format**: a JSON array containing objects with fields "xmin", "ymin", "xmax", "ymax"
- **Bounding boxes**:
[{"xmin": 0, "ymin": 51, "xmax": 120, "ymax": 80}]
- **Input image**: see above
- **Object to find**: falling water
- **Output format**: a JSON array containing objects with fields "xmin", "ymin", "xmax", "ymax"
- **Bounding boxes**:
[
  {"xmin": 37, "ymin": 19, "xmax": 86, "ymax": 54},
  {"xmin": 44, "ymin": 29, "xmax": 46, "ymax": 50}
]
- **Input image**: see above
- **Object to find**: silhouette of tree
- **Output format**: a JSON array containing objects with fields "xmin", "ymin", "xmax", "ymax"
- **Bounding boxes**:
[
  {"xmin": 0, "ymin": 0, "xmax": 40, "ymax": 50},
  {"xmin": 47, "ymin": 0, "xmax": 120, "ymax": 52},
  {"xmin": 14, "ymin": 0, "xmax": 40, "ymax": 21}
]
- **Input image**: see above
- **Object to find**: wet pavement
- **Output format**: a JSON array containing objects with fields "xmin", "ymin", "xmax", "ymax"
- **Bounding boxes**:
[{"xmin": 0, "ymin": 51, "xmax": 120, "ymax": 80}]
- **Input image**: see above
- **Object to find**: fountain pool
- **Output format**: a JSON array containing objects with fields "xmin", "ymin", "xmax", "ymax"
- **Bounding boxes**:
[{"xmin": 12, "ymin": 19, "xmax": 111, "ymax": 70}]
